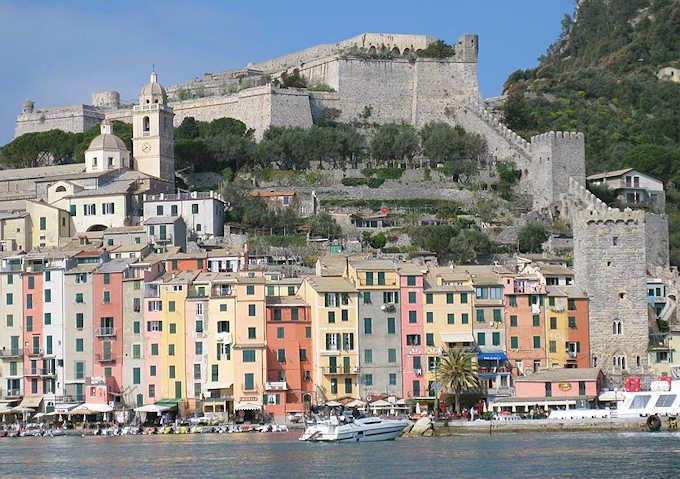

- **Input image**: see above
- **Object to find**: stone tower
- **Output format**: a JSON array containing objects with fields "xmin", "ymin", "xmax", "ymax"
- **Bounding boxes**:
[
  {"xmin": 132, "ymin": 72, "xmax": 175, "ymax": 183},
  {"xmin": 569, "ymin": 180, "xmax": 669, "ymax": 385}
]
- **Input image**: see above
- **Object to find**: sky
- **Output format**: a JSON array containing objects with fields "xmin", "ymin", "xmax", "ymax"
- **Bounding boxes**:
[{"xmin": 0, "ymin": 0, "xmax": 575, "ymax": 144}]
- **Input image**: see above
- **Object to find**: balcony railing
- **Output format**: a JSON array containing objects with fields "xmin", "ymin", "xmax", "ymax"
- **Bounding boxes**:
[
  {"xmin": 25, "ymin": 348, "xmax": 43, "ymax": 357},
  {"xmin": 321, "ymin": 366, "xmax": 358, "ymax": 375},
  {"xmin": 0, "ymin": 349, "xmax": 22, "ymax": 359},
  {"xmin": 25, "ymin": 369, "xmax": 55, "ymax": 377},
  {"xmin": 96, "ymin": 354, "xmax": 117, "ymax": 363},
  {"xmin": 3, "ymin": 389, "xmax": 20, "ymax": 398},
  {"xmin": 95, "ymin": 327, "xmax": 116, "ymax": 337}
]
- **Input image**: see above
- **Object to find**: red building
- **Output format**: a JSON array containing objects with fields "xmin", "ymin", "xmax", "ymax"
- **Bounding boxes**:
[
  {"xmin": 92, "ymin": 261, "xmax": 126, "ymax": 400},
  {"xmin": 264, "ymin": 296, "xmax": 313, "ymax": 419},
  {"xmin": 23, "ymin": 271, "xmax": 45, "ymax": 397},
  {"xmin": 165, "ymin": 252, "xmax": 208, "ymax": 273}
]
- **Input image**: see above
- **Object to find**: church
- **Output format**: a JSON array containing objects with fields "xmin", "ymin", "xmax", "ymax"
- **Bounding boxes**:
[{"xmin": 0, "ymin": 73, "xmax": 221, "ymax": 251}]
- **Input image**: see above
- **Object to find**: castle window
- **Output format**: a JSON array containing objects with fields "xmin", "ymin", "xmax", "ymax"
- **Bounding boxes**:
[
  {"xmin": 612, "ymin": 236, "xmax": 618, "ymax": 246},
  {"xmin": 92, "ymin": 157, "xmax": 97, "ymax": 167},
  {"xmin": 619, "ymin": 292, "xmax": 625, "ymax": 300},
  {"xmin": 592, "ymin": 356, "xmax": 597, "ymax": 367},
  {"xmin": 613, "ymin": 355, "xmax": 627, "ymax": 370},
  {"xmin": 143, "ymin": 116, "xmax": 150, "ymax": 133},
  {"xmin": 636, "ymin": 355, "xmax": 641, "ymax": 367},
  {"xmin": 55, "ymin": 186, "xmax": 66, "ymax": 193},
  {"xmin": 108, "ymin": 157, "xmax": 114, "ymax": 168},
  {"xmin": 613, "ymin": 320, "xmax": 622, "ymax": 335}
]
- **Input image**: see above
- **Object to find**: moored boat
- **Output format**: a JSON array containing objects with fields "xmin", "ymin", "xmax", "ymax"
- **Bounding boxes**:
[{"xmin": 299, "ymin": 416, "xmax": 409, "ymax": 442}]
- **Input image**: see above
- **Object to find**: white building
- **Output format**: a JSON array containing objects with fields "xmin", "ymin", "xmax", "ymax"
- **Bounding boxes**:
[{"xmin": 142, "ymin": 191, "xmax": 224, "ymax": 239}]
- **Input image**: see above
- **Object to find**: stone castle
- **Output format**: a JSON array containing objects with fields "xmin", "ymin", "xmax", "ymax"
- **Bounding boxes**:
[{"xmin": 11, "ymin": 32, "xmax": 676, "ymax": 383}]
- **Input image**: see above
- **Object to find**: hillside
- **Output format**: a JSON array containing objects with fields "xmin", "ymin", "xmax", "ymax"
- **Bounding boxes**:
[{"xmin": 502, "ymin": 0, "xmax": 680, "ymax": 264}]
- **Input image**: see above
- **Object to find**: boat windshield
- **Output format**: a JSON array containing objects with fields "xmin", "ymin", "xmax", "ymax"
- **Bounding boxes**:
[
  {"xmin": 629, "ymin": 395, "xmax": 651, "ymax": 409},
  {"xmin": 654, "ymin": 394, "xmax": 676, "ymax": 408}
]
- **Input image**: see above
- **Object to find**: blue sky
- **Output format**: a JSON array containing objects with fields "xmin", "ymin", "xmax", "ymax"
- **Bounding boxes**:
[{"xmin": 0, "ymin": 0, "xmax": 574, "ymax": 144}]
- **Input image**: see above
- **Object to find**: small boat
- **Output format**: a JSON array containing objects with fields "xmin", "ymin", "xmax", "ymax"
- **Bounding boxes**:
[{"xmin": 299, "ymin": 416, "xmax": 408, "ymax": 442}]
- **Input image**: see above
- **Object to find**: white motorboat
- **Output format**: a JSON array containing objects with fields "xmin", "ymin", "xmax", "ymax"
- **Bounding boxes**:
[{"xmin": 299, "ymin": 416, "xmax": 409, "ymax": 442}]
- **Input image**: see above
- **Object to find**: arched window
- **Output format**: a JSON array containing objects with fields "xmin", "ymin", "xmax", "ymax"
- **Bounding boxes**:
[
  {"xmin": 143, "ymin": 116, "xmax": 150, "ymax": 133},
  {"xmin": 55, "ymin": 186, "xmax": 66, "ymax": 192},
  {"xmin": 612, "ymin": 320, "xmax": 622, "ymax": 335}
]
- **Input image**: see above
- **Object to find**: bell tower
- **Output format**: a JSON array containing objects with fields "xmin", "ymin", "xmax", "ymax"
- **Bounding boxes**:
[{"xmin": 132, "ymin": 71, "xmax": 175, "ymax": 183}]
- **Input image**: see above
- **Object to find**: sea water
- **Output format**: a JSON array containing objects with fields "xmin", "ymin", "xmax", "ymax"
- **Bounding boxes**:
[{"xmin": 1, "ymin": 430, "xmax": 680, "ymax": 478}]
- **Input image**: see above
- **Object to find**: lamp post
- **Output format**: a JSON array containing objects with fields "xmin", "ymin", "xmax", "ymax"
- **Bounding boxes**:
[{"xmin": 434, "ymin": 359, "xmax": 441, "ymax": 418}]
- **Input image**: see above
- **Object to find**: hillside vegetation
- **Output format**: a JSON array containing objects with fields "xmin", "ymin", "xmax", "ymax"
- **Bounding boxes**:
[{"xmin": 503, "ymin": 0, "xmax": 680, "ymax": 264}]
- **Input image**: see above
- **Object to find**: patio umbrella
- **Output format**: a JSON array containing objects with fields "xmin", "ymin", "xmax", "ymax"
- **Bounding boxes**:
[
  {"xmin": 344, "ymin": 399, "xmax": 366, "ymax": 408},
  {"xmin": 325, "ymin": 401, "xmax": 342, "ymax": 407},
  {"xmin": 483, "ymin": 402, "xmax": 488, "ymax": 413}
]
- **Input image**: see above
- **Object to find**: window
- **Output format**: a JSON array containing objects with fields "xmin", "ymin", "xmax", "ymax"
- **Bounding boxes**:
[
  {"xmin": 532, "ymin": 314, "xmax": 540, "ymax": 327},
  {"xmin": 533, "ymin": 336, "xmax": 541, "ymax": 349},
  {"xmin": 509, "ymin": 295, "xmax": 517, "ymax": 307},
  {"xmin": 44, "ymin": 313, "xmax": 51, "ymax": 325},
  {"xmin": 83, "ymin": 204, "xmax": 96, "ymax": 216},
  {"xmin": 613, "ymin": 320, "xmax": 622, "ymax": 335},
  {"xmin": 169, "ymin": 323, "xmax": 176, "ymax": 334},
  {"xmin": 460, "ymin": 292, "xmax": 468, "ymax": 304},
  {"xmin": 70, "ymin": 205, "xmax": 76, "ymax": 216},
  {"xmin": 195, "ymin": 341, "xmax": 203, "ymax": 355},
  {"xmin": 300, "ymin": 349, "xmax": 307, "ymax": 362},
  {"xmin": 545, "ymin": 382, "xmax": 552, "ymax": 397},
  {"xmin": 365, "ymin": 272, "xmax": 374, "ymax": 286},
  {"xmin": 550, "ymin": 317, "xmax": 557, "ymax": 330},
  {"xmin": 328, "ymin": 311, "xmax": 335, "ymax": 323},
  {"xmin": 492, "ymin": 332, "xmax": 501, "ymax": 346},
  {"xmin": 278, "ymin": 349, "xmax": 286, "ymax": 363},
  {"xmin": 149, "ymin": 384, "xmax": 155, "ymax": 398},
  {"xmin": 277, "ymin": 327, "xmax": 284, "ymax": 339},
  {"xmin": 364, "ymin": 318, "xmax": 372, "ymax": 335},
  {"xmin": 406, "ymin": 335, "xmax": 421, "ymax": 345},
  {"xmin": 248, "ymin": 304, "xmax": 256, "ymax": 316},
  {"xmin": 447, "ymin": 313, "xmax": 454, "ymax": 325},
  {"xmin": 408, "ymin": 292, "xmax": 416, "ymax": 304},
  {"xmin": 246, "ymin": 285, "xmax": 255, "ymax": 295},
  {"xmin": 103, "ymin": 273, "xmax": 110, "ymax": 285},
  {"xmin": 446, "ymin": 293, "xmax": 454, "ymax": 304},
  {"xmin": 26, "ymin": 316, "xmax": 33, "ymax": 332},
  {"xmin": 407, "ymin": 275, "xmax": 416, "ymax": 286},
  {"xmin": 345, "ymin": 378, "xmax": 352, "ymax": 394},
  {"xmin": 195, "ymin": 320, "xmax": 203, "ymax": 333},
  {"xmin": 168, "ymin": 301, "xmax": 176, "ymax": 313},
  {"xmin": 377, "ymin": 272, "xmax": 385, "ymax": 285},
  {"xmin": 476, "ymin": 309, "xmax": 484, "ymax": 322},
  {"xmin": 28, "ymin": 276, "xmax": 34, "ymax": 289},
  {"xmin": 244, "ymin": 373, "xmax": 254, "ymax": 391},
  {"xmin": 426, "ymin": 312, "xmax": 433, "ymax": 323},
  {"xmin": 103, "ymin": 291, "xmax": 110, "ymax": 304},
  {"xmin": 388, "ymin": 348, "xmax": 397, "ymax": 363},
  {"xmin": 192, "ymin": 204, "xmax": 199, "ymax": 214},
  {"xmin": 169, "ymin": 366, "xmax": 176, "ymax": 379},
  {"xmin": 510, "ymin": 315, "xmax": 517, "ymax": 327},
  {"xmin": 330, "ymin": 378, "xmax": 338, "ymax": 394},
  {"xmin": 248, "ymin": 327, "xmax": 256, "ymax": 339},
  {"xmin": 6, "ymin": 293, "xmax": 12, "ymax": 305},
  {"xmin": 364, "ymin": 349, "xmax": 372, "ymax": 363},
  {"xmin": 549, "ymin": 341, "xmax": 556, "ymax": 353},
  {"xmin": 133, "ymin": 368, "xmax": 141, "ymax": 385},
  {"xmin": 156, "ymin": 205, "xmax": 163, "ymax": 216},
  {"xmin": 168, "ymin": 344, "xmax": 175, "ymax": 356},
  {"xmin": 151, "ymin": 344, "xmax": 158, "ymax": 356},
  {"xmin": 306, "ymin": 327, "xmax": 311, "ymax": 339},
  {"xmin": 389, "ymin": 373, "xmax": 397, "ymax": 385},
  {"xmin": 39, "ymin": 217, "xmax": 46, "ymax": 230},
  {"xmin": 220, "ymin": 304, "xmax": 227, "ymax": 312},
  {"xmin": 568, "ymin": 298, "xmax": 576, "ymax": 311},
  {"xmin": 76, "ymin": 293, "xmax": 83, "ymax": 304},
  {"xmin": 288, "ymin": 286, "xmax": 295, "ymax": 296},
  {"xmin": 426, "ymin": 293, "xmax": 433, "ymax": 304},
  {"xmin": 413, "ymin": 380, "xmax": 420, "ymax": 397},
  {"xmin": 26, "ymin": 294, "xmax": 32, "ymax": 309},
  {"xmin": 364, "ymin": 374, "xmax": 373, "ymax": 386},
  {"xmin": 6, "ymin": 314, "xmax": 12, "ymax": 327},
  {"xmin": 291, "ymin": 308, "xmax": 299, "ymax": 321},
  {"xmin": 170, "ymin": 204, "xmax": 178, "ymax": 216},
  {"xmin": 341, "ymin": 310, "xmax": 348, "ymax": 322},
  {"xmin": 477, "ymin": 332, "xmax": 486, "ymax": 346},
  {"xmin": 75, "ymin": 361, "xmax": 84, "ymax": 380},
  {"xmin": 409, "ymin": 311, "xmax": 418, "ymax": 324},
  {"xmin": 426, "ymin": 333, "xmax": 434, "ymax": 346},
  {"xmin": 568, "ymin": 316, "xmax": 576, "ymax": 328},
  {"xmin": 387, "ymin": 317, "xmax": 396, "ymax": 334},
  {"xmin": 76, "ymin": 338, "xmax": 84, "ymax": 352},
  {"xmin": 133, "ymin": 298, "xmax": 141, "ymax": 312},
  {"xmin": 242, "ymin": 350, "xmax": 256, "ymax": 362}
]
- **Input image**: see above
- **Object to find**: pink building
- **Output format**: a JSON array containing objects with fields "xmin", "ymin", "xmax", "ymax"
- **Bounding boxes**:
[
  {"xmin": 23, "ymin": 272, "xmax": 45, "ymax": 397},
  {"xmin": 399, "ymin": 267, "xmax": 425, "ymax": 398},
  {"xmin": 492, "ymin": 368, "xmax": 603, "ymax": 413},
  {"xmin": 143, "ymin": 279, "xmax": 163, "ymax": 405}
]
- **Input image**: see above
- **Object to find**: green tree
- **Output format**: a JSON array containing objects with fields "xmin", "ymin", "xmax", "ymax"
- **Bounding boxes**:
[
  {"xmin": 622, "ymin": 144, "xmax": 679, "ymax": 182},
  {"xmin": 370, "ymin": 232, "xmax": 387, "ymax": 249},
  {"xmin": 370, "ymin": 123, "xmax": 420, "ymax": 167},
  {"xmin": 280, "ymin": 69, "xmax": 307, "ymax": 88},
  {"xmin": 438, "ymin": 348, "xmax": 479, "ymax": 414},
  {"xmin": 175, "ymin": 117, "xmax": 201, "ymax": 139},
  {"xmin": 448, "ymin": 229, "xmax": 491, "ymax": 264},
  {"xmin": 518, "ymin": 223, "xmax": 549, "ymax": 253},
  {"xmin": 417, "ymin": 40, "xmax": 456, "ymax": 59},
  {"xmin": 307, "ymin": 213, "xmax": 342, "ymax": 239}
]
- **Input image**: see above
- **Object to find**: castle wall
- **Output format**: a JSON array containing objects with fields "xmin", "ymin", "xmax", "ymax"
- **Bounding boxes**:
[
  {"xmin": 645, "ymin": 213, "xmax": 670, "ymax": 268},
  {"xmin": 14, "ymin": 105, "xmax": 104, "ymax": 138}
]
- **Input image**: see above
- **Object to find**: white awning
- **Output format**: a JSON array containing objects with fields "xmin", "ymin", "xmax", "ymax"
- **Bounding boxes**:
[
  {"xmin": 344, "ymin": 399, "xmax": 366, "ymax": 408},
  {"xmin": 325, "ymin": 400, "xmax": 342, "ymax": 407},
  {"xmin": 370, "ymin": 399, "xmax": 392, "ymax": 407},
  {"xmin": 68, "ymin": 403, "xmax": 113, "ymax": 415},
  {"xmin": 234, "ymin": 402, "xmax": 262, "ymax": 411},
  {"xmin": 440, "ymin": 332, "xmax": 474, "ymax": 343},
  {"xmin": 134, "ymin": 404, "xmax": 171, "ymax": 413},
  {"xmin": 19, "ymin": 396, "xmax": 43, "ymax": 409}
]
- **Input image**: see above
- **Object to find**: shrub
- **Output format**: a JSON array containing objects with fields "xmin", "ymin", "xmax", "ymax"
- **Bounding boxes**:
[
  {"xmin": 370, "ymin": 232, "xmax": 387, "ymax": 249},
  {"xmin": 367, "ymin": 178, "xmax": 385, "ymax": 188},
  {"xmin": 518, "ymin": 223, "xmax": 549, "ymax": 253},
  {"xmin": 361, "ymin": 168, "xmax": 404, "ymax": 180},
  {"xmin": 308, "ymin": 83, "xmax": 336, "ymax": 92},
  {"xmin": 341, "ymin": 177, "xmax": 366, "ymax": 187}
]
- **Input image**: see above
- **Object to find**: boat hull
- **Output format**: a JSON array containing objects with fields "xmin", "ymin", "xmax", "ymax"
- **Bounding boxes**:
[{"xmin": 300, "ymin": 419, "xmax": 408, "ymax": 442}]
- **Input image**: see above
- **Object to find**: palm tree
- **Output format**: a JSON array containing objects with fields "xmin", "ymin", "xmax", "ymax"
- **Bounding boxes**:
[{"xmin": 438, "ymin": 348, "xmax": 479, "ymax": 415}]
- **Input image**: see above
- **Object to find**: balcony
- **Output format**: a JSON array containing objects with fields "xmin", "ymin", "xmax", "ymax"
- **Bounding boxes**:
[
  {"xmin": 321, "ymin": 366, "xmax": 358, "ymax": 375},
  {"xmin": 25, "ymin": 348, "xmax": 43, "ymax": 358},
  {"xmin": 0, "ymin": 349, "xmax": 22, "ymax": 359},
  {"xmin": 3, "ymin": 389, "xmax": 20, "ymax": 398},
  {"xmin": 96, "ymin": 354, "xmax": 117, "ymax": 363},
  {"xmin": 25, "ymin": 369, "xmax": 55, "ymax": 377},
  {"xmin": 95, "ymin": 327, "xmax": 116, "ymax": 337},
  {"xmin": 25, "ymin": 264, "xmax": 45, "ymax": 273}
]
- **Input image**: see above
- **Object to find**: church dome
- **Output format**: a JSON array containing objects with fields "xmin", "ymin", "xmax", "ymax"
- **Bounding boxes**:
[
  {"xmin": 139, "ymin": 71, "xmax": 167, "ymax": 105},
  {"xmin": 87, "ymin": 121, "xmax": 128, "ymax": 151}
]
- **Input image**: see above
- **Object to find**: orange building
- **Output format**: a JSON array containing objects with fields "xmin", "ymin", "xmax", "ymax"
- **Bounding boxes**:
[
  {"xmin": 165, "ymin": 252, "xmax": 208, "ymax": 273},
  {"xmin": 264, "ymin": 296, "xmax": 313, "ymax": 419}
]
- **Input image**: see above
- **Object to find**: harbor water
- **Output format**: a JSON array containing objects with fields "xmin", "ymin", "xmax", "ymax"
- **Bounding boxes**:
[{"xmin": 1, "ymin": 430, "xmax": 680, "ymax": 478}]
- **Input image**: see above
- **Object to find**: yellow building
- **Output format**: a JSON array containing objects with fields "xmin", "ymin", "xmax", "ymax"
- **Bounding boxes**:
[
  {"xmin": 0, "ymin": 211, "xmax": 31, "ymax": 251},
  {"xmin": 300, "ymin": 276, "xmax": 359, "ymax": 403},
  {"xmin": 423, "ymin": 269, "xmax": 475, "ymax": 395},
  {"xmin": 265, "ymin": 276, "xmax": 302, "ymax": 297},
  {"xmin": 26, "ymin": 200, "xmax": 70, "ymax": 249},
  {"xmin": 545, "ymin": 287, "xmax": 570, "ymax": 368},
  {"xmin": 232, "ymin": 275, "xmax": 268, "ymax": 414},
  {"xmin": 202, "ymin": 272, "xmax": 238, "ymax": 415},
  {"xmin": 159, "ymin": 271, "xmax": 197, "ymax": 400}
]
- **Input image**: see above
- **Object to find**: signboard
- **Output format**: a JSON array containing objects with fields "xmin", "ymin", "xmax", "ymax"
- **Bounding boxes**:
[{"xmin": 558, "ymin": 382, "xmax": 572, "ymax": 391}]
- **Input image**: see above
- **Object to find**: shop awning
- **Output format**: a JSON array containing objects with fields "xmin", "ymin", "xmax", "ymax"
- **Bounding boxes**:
[
  {"xmin": 67, "ymin": 403, "xmax": 113, "ymax": 415},
  {"xmin": 478, "ymin": 352, "xmax": 508, "ymax": 361},
  {"xmin": 440, "ymin": 332, "xmax": 474, "ymax": 343},
  {"xmin": 344, "ymin": 399, "xmax": 366, "ymax": 408},
  {"xmin": 154, "ymin": 399, "xmax": 179, "ymax": 410},
  {"xmin": 135, "ymin": 404, "xmax": 171, "ymax": 413},
  {"xmin": 370, "ymin": 399, "xmax": 392, "ymax": 407},
  {"xmin": 20, "ymin": 396, "xmax": 43, "ymax": 409},
  {"xmin": 234, "ymin": 402, "xmax": 262, "ymax": 411},
  {"xmin": 325, "ymin": 400, "xmax": 342, "ymax": 407},
  {"xmin": 599, "ymin": 391, "xmax": 625, "ymax": 401}
]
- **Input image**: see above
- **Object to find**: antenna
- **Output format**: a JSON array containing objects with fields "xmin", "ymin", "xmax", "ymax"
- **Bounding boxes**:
[{"xmin": 152, "ymin": 63, "xmax": 155, "ymax": 73}]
